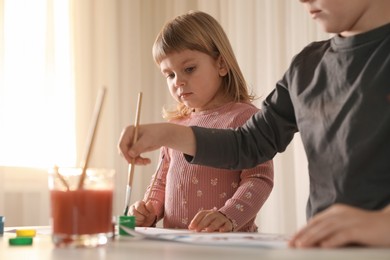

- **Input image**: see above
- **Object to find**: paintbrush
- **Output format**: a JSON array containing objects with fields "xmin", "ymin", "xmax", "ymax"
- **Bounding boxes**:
[
  {"xmin": 78, "ymin": 87, "xmax": 107, "ymax": 189},
  {"xmin": 123, "ymin": 92, "xmax": 143, "ymax": 215}
]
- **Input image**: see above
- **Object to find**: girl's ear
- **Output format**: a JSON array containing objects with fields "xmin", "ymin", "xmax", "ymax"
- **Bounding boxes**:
[{"xmin": 217, "ymin": 55, "xmax": 228, "ymax": 77}]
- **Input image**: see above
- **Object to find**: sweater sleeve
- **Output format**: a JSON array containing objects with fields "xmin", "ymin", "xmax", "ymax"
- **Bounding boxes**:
[
  {"xmin": 219, "ymin": 159, "xmax": 274, "ymax": 231},
  {"xmin": 143, "ymin": 148, "xmax": 169, "ymax": 223}
]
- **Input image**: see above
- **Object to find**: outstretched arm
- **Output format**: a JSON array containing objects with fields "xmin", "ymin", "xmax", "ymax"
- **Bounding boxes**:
[{"xmin": 118, "ymin": 123, "xmax": 195, "ymax": 165}]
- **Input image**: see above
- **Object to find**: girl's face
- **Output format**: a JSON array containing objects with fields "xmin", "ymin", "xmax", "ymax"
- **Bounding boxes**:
[
  {"xmin": 159, "ymin": 49, "xmax": 228, "ymax": 112},
  {"xmin": 299, "ymin": 0, "xmax": 383, "ymax": 37}
]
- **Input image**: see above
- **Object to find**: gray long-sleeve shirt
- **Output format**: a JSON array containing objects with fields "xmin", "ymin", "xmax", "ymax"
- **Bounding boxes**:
[{"xmin": 188, "ymin": 23, "xmax": 390, "ymax": 219}]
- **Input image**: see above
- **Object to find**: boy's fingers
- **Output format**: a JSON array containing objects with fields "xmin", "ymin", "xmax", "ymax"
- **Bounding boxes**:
[
  {"xmin": 117, "ymin": 126, "xmax": 153, "ymax": 165},
  {"xmin": 117, "ymin": 126, "xmax": 135, "ymax": 163}
]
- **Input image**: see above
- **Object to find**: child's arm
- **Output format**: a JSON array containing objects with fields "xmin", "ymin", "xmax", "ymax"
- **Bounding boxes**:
[
  {"xmin": 189, "ymin": 160, "xmax": 274, "ymax": 232},
  {"xmin": 142, "ymin": 149, "xmax": 169, "ymax": 223},
  {"xmin": 129, "ymin": 149, "xmax": 168, "ymax": 227},
  {"xmin": 219, "ymin": 160, "xmax": 274, "ymax": 231},
  {"xmin": 289, "ymin": 204, "xmax": 390, "ymax": 248},
  {"xmin": 118, "ymin": 123, "xmax": 195, "ymax": 165}
]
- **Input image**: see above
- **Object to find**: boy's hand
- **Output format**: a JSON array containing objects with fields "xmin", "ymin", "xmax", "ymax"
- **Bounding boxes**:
[
  {"xmin": 189, "ymin": 208, "xmax": 233, "ymax": 232},
  {"xmin": 117, "ymin": 123, "xmax": 196, "ymax": 165},
  {"xmin": 289, "ymin": 204, "xmax": 390, "ymax": 248},
  {"xmin": 117, "ymin": 124, "xmax": 156, "ymax": 165},
  {"xmin": 128, "ymin": 200, "xmax": 157, "ymax": 227}
]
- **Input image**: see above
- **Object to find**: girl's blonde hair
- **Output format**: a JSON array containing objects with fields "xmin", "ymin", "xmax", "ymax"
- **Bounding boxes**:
[{"xmin": 153, "ymin": 10, "xmax": 255, "ymax": 120}]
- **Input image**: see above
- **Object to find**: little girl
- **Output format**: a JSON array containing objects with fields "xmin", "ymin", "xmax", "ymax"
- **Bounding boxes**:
[{"xmin": 128, "ymin": 10, "xmax": 273, "ymax": 232}]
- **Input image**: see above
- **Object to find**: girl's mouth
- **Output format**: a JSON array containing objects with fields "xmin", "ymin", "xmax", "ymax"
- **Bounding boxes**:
[{"xmin": 180, "ymin": 92, "xmax": 192, "ymax": 99}]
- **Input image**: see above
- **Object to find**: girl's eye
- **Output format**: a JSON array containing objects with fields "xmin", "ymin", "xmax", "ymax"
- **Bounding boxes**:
[
  {"xmin": 185, "ymin": 66, "xmax": 195, "ymax": 73},
  {"xmin": 166, "ymin": 73, "xmax": 175, "ymax": 79}
]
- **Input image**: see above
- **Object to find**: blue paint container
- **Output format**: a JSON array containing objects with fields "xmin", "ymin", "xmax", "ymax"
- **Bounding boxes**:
[{"xmin": 0, "ymin": 216, "xmax": 4, "ymax": 236}]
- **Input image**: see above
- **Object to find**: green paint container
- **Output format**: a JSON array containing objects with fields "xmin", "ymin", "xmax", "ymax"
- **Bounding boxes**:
[{"xmin": 118, "ymin": 216, "xmax": 135, "ymax": 236}]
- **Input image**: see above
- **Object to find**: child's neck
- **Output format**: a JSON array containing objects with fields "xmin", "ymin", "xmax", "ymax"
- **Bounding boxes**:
[{"xmin": 340, "ymin": 4, "xmax": 390, "ymax": 37}]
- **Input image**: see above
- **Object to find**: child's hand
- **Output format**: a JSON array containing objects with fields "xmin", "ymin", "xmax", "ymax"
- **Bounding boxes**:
[
  {"xmin": 128, "ymin": 200, "xmax": 157, "ymax": 227},
  {"xmin": 289, "ymin": 204, "xmax": 390, "ymax": 248},
  {"xmin": 188, "ymin": 208, "xmax": 233, "ymax": 232},
  {"xmin": 117, "ymin": 123, "xmax": 196, "ymax": 165}
]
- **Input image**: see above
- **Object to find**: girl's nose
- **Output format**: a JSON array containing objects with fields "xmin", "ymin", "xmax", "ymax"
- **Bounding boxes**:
[{"xmin": 174, "ymin": 75, "xmax": 186, "ymax": 87}]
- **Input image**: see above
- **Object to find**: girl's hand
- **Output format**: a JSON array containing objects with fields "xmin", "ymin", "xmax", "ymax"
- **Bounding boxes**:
[
  {"xmin": 128, "ymin": 200, "xmax": 157, "ymax": 227},
  {"xmin": 289, "ymin": 204, "xmax": 390, "ymax": 248},
  {"xmin": 189, "ymin": 208, "xmax": 233, "ymax": 232}
]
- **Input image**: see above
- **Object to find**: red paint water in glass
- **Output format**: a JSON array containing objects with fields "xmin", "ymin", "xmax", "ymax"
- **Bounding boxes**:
[{"xmin": 51, "ymin": 189, "xmax": 113, "ymax": 235}]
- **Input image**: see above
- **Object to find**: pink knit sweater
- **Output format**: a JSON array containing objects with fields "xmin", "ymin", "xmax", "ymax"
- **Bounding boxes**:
[{"xmin": 144, "ymin": 102, "xmax": 274, "ymax": 231}]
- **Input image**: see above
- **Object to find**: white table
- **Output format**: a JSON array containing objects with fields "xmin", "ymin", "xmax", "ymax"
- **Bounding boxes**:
[{"xmin": 1, "ymin": 226, "xmax": 390, "ymax": 260}]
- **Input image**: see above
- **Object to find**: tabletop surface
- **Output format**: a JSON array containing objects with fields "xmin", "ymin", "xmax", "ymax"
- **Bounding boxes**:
[{"xmin": 1, "ymin": 226, "xmax": 390, "ymax": 260}]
